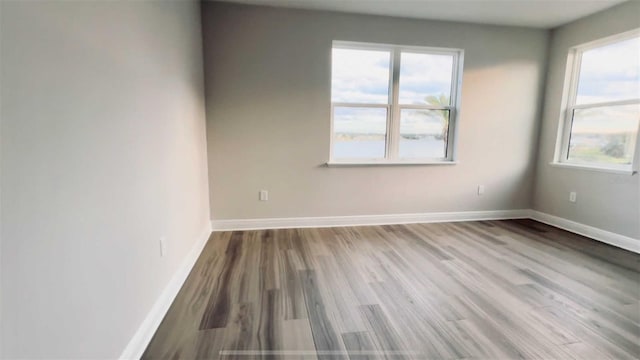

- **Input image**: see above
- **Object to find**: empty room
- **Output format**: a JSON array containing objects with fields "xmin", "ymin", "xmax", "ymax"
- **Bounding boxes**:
[{"xmin": 1, "ymin": 0, "xmax": 639, "ymax": 358}]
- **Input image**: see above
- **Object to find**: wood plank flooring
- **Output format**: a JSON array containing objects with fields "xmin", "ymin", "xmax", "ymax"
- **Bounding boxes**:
[{"xmin": 142, "ymin": 219, "xmax": 640, "ymax": 359}]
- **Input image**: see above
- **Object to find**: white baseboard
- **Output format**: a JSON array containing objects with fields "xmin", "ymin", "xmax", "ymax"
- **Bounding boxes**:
[
  {"xmin": 119, "ymin": 223, "xmax": 212, "ymax": 360},
  {"xmin": 210, "ymin": 209, "xmax": 531, "ymax": 231},
  {"xmin": 118, "ymin": 209, "xmax": 638, "ymax": 359},
  {"xmin": 529, "ymin": 210, "xmax": 639, "ymax": 254},
  {"xmin": 211, "ymin": 210, "xmax": 639, "ymax": 254}
]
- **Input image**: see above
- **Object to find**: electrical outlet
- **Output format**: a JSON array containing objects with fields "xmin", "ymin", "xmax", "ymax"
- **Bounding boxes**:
[
  {"xmin": 477, "ymin": 185, "xmax": 485, "ymax": 196},
  {"xmin": 160, "ymin": 237, "xmax": 167, "ymax": 257},
  {"xmin": 259, "ymin": 190, "xmax": 269, "ymax": 201},
  {"xmin": 569, "ymin": 191, "xmax": 577, "ymax": 203}
]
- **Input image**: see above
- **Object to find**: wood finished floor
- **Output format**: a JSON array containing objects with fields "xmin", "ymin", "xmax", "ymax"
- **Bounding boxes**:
[{"xmin": 143, "ymin": 220, "xmax": 640, "ymax": 359}]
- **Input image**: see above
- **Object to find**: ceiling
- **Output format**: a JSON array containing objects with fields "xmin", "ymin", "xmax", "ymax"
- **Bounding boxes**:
[{"xmin": 215, "ymin": 0, "xmax": 627, "ymax": 28}]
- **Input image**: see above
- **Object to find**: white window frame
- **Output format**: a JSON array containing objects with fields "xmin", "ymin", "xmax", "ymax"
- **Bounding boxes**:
[
  {"xmin": 328, "ymin": 41, "xmax": 464, "ymax": 165},
  {"xmin": 553, "ymin": 29, "xmax": 640, "ymax": 175}
]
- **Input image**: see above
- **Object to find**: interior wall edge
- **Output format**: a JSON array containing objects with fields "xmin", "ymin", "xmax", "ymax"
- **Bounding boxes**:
[
  {"xmin": 529, "ymin": 210, "xmax": 640, "ymax": 254},
  {"xmin": 528, "ymin": 28, "xmax": 554, "ymax": 209},
  {"xmin": 531, "ymin": 0, "xmax": 640, "ymax": 240},
  {"xmin": 119, "ymin": 223, "xmax": 213, "ymax": 360}
]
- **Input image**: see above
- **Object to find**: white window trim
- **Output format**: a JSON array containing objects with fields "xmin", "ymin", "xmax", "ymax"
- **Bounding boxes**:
[
  {"xmin": 328, "ymin": 41, "xmax": 464, "ymax": 165},
  {"xmin": 553, "ymin": 29, "xmax": 640, "ymax": 175}
]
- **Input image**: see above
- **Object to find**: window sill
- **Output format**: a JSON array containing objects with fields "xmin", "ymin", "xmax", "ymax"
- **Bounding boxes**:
[
  {"xmin": 549, "ymin": 162, "xmax": 637, "ymax": 175},
  {"xmin": 326, "ymin": 161, "xmax": 458, "ymax": 167}
]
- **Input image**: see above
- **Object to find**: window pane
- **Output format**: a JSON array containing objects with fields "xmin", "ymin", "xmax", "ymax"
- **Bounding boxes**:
[
  {"xmin": 568, "ymin": 103, "xmax": 639, "ymax": 166},
  {"xmin": 576, "ymin": 36, "xmax": 640, "ymax": 105},
  {"xmin": 399, "ymin": 52, "xmax": 453, "ymax": 105},
  {"xmin": 331, "ymin": 48, "xmax": 391, "ymax": 104},
  {"xmin": 399, "ymin": 109, "xmax": 449, "ymax": 159},
  {"xmin": 333, "ymin": 107, "xmax": 387, "ymax": 159}
]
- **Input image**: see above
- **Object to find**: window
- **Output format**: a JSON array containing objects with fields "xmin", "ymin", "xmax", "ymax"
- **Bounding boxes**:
[
  {"xmin": 330, "ymin": 41, "xmax": 463, "ymax": 164},
  {"xmin": 556, "ymin": 30, "xmax": 640, "ymax": 173}
]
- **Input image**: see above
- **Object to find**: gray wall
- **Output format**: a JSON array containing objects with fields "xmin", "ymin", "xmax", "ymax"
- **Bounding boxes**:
[
  {"xmin": 0, "ymin": 1, "xmax": 210, "ymax": 357},
  {"xmin": 203, "ymin": 2, "xmax": 548, "ymax": 220},
  {"xmin": 532, "ymin": 1, "xmax": 640, "ymax": 240}
]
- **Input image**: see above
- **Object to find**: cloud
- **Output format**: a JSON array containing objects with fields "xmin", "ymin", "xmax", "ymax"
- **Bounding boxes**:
[
  {"xmin": 331, "ymin": 48, "xmax": 455, "ymax": 105},
  {"xmin": 398, "ymin": 52, "xmax": 453, "ymax": 104},
  {"xmin": 577, "ymin": 36, "xmax": 640, "ymax": 104},
  {"xmin": 333, "ymin": 107, "xmax": 387, "ymax": 134},
  {"xmin": 331, "ymin": 48, "xmax": 390, "ymax": 103},
  {"xmin": 572, "ymin": 103, "xmax": 639, "ymax": 134}
]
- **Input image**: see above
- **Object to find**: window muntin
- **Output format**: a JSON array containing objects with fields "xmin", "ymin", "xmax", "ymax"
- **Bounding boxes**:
[
  {"xmin": 330, "ymin": 42, "xmax": 463, "ymax": 163},
  {"xmin": 558, "ymin": 31, "xmax": 640, "ymax": 172}
]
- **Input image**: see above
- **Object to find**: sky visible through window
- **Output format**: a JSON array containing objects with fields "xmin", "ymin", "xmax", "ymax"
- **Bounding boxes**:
[
  {"xmin": 576, "ymin": 36, "xmax": 639, "ymax": 104},
  {"xmin": 399, "ymin": 52, "xmax": 453, "ymax": 105},
  {"xmin": 568, "ymin": 104, "xmax": 639, "ymax": 164},
  {"xmin": 572, "ymin": 36, "xmax": 639, "ymax": 135},
  {"xmin": 331, "ymin": 48, "xmax": 453, "ymax": 136},
  {"xmin": 567, "ymin": 35, "xmax": 640, "ymax": 166},
  {"xmin": 331, "ymin": 46, "xmax": 455, "ymax": 159},
  {"xmin": 331, "ymin": 48, "xmax": 390, "ymax": 104}
]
